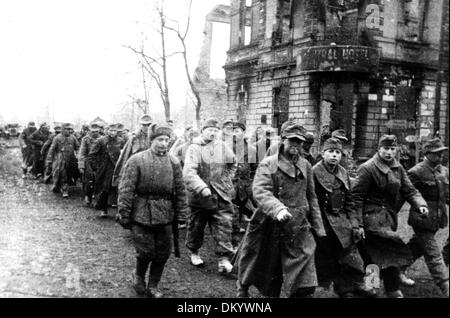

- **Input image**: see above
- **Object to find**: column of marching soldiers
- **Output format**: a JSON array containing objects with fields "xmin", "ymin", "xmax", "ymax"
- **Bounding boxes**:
[{"xmin": 17, "ymin": 116, "xmax": 449, "ymax": 298}]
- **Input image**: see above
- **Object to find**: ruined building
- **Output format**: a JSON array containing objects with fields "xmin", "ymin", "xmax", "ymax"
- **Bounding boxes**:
[
  {"xmin": 193, "ymin": 5, "xmax": 231, "ymax": 122},
  {"xmin": 224, "ymin": 0, "xmax": 449, "ymax": 160}
]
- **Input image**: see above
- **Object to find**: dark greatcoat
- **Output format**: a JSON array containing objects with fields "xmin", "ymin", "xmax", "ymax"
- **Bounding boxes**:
[
  {"xmin": 236, "ymin": 146, "xmax": 326, "ymax": 297},
  {"xmin": 46, "ymin": 134, "xmax": 80, "ymax": 190},
  {"xmin": 88, "ymin": 135, "xmax": 123, "ymax": 195},
  {"xmin": 351, "ymin": 153, "xmax": 427, "ymax": 269},
  {"xmin": 78, "ymin": 134, "xmax": 100, "ymax": 194},
  {"xmin": 312, "ymin": 161, "xmax": 365, "ymax": 274},
  {"xmin": 19, "ymin": 127, "xmax": 37, "ymax": 170},
  {"xmin": 407, "ymin": 160, "xmax": 449, "ymax": 232},
  {"xmin": 112, "ymin": 130, "xmax": 150, "ymax": 187},
  {"xmin": 29, "ymin": 128, "xmax": 50, "ymax": 175}
]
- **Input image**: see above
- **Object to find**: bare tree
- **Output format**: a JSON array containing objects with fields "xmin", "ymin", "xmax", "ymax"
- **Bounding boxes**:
[
  {"xmin": 164, "ymin": 0, "xmax": 202, "ymax": 127},
  {"xmin": 126, "ymin": 0, "xmax": 175, "ymax": 121}
]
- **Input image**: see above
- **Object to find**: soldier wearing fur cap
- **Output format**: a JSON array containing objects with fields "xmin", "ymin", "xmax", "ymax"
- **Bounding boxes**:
[
  {"xmin": 351, "ymin": 135, "xmax": 429, "ymax": 298},
  {"xmin": 401, "ymin": 138, "xmax": 449, "ymax": 297},
  {"xmin": 88, "ymin": 123, "xmax": 123, "ymax": 217},
  {"xmin": 19, "ymin": 121, "xmax": 37, "ymax": 178},
  {"xmin": 183, "ymin": 118, "xmax": 237, "ymax": 273},
  {"xmin": 312, "ymin": 138, "xmax": 375, "ymax": 298},
  {"xmin": 118, "ymin": 123, "xmax": 187, "ymax": 298}
]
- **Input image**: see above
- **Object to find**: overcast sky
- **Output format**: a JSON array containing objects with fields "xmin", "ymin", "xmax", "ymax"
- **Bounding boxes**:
[{"xmin": 0, "ymin": 0, "xmax": 227, "ymax": 124}]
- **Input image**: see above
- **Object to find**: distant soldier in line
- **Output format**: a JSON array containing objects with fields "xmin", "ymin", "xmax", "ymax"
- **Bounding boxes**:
[
  {"xmin": 402, "ymin": 138, "xmax": 449, "ymax": 297},
  {"xmin": 78, "ymin": 122, "xmax": 102, "ymax": 206},
  {"xmin": 75, "ymin": 124, "xmax": 90, "ymax": 144},
  {"xmin": 302, "ymin": 132, "xmax": 316, "ymax": 166},
  {"xmin": 46, "ymin": 123, "xmax": 80, "ymax": 198},
  {"xmin": 166, "ymin": 119, "xmax": 178, "ymax": 151},
  {"xmin": 42, "ymin": 123, "xmax": 62, "ymax": 183},
  {"xmin": 29, "ymin": 123, "xmax": 50, "ymax": 178},
  {"xmin": 183, "ymin": 118, "xmax": 237, "ymax": 273},
  {"xmin": 117, "ymin": 123, "xmax": 187, "ymax": 298},
  {"xmin": 230, "ymin": 121, "xmax": 258, "ymax": 243},
  {"xmin": 112, "ymin": 114, "xmax": 153, "ymax": 188},
  {"xmin": 88, "ymin": 124, "xmax": 123, "ymax": 218},
  {"xmin": 312, "ymin": 138, "xmax": 376, "ymax": 298},
  {"xmin": 351, "ymin": 135, "xmax": 428, "ymax": 298},
  {"xmin": 117, "ymin": 123, "xmax": 129, "ymax": 145},
  {"xmin": 19, "ymin": 121, "xmax": 37, "ymax": 178},
  {"xmin": 236, "ymin": 123, "xmax": 326, "ymax": 298},
  {"xmin": 170, "ymin": 126, "xmax": 200, "ymax": 167}
]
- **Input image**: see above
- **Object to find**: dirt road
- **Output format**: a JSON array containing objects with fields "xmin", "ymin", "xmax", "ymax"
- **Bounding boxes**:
[{"xmin": 0, "ymin": 139, "xmax": 447, "ymax": 298}]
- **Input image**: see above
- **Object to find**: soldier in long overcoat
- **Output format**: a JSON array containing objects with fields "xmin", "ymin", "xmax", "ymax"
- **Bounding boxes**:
[
  {"xmin": 29, "ymin": 123, "xmax": 50, "ymax": 178},
  {"xmin": 117, "ymin": 123, "xmax": 187, "ymax": 298},
  {"xmin": 88, "ymin": 124, "xmax": 123, "ymax": 217},
  {"xmin": 236, "ymin": 123, "xmax": 326, "ymax": 298},
  {"xmin": 78, "ymin": 122, "xmax": 101, "ymax": 206},
  {"xmin": 351, "ymin": 135, "xmax": 428, "ymax": 298},
  {"xmin": 41, "ymin": 124, "xmax": 62, "ymax": 183},
  {"xmin": 183, "ymin": 118, "xmax": 237, "ymax": 273},
  {"xmin": 404, "ymin": 138, "xmax": 449, "ymax": 297},
  {"xmin": 112, "ymin": 114, "xmax": 152, "ymax": 187},
  {"xmin": 19, "ymin": 121, "xmax": 37, "ymax": 177},
  {"xmin": 46, "ymin": 123, "xmax": 80, "ymax": 197},
  {"xmin": 313, "ymin": 138, "xmax": 375, "ymax": 298},
  {"xmin": 228, "ymin": 121, "xmax": 258, "ymax": 243}
]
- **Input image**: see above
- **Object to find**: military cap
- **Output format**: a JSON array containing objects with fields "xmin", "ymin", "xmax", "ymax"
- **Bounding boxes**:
[
  {"xmin": 331, "ymin": 129, "xmax": 348, "ymax": 142},
  {"xmin": 28, "ymin": 121, "xmax": 36, "ymax": 127},
  {"xmin": 304, "ymin": 132, "xmax": 315, "ymax": 144},
  {"xmin": 378, "ymin": 135, "xmax": 398, "ymax": 148},
  {"xmin": 116, "ymin": 123, "xmax": 125, "ymax": 132},
  {"xmin": 40, "ymin": 122, "xmax": 49, "ymax": 129},
  {"xmin": 107, "ymin": 123, "xmax": 118, "ymax": 130},
  {"xmin": 222, "ymin": 119, "xmax": 234, "ymax": 129},
  {"xmin": 280, "ymin": 120, "xmax": 297, "ymax": 134},
  {"xmin": 62, "ymin": 123, "xmax": 72, "ymax": 130},
  {"xmin": 201, "ymin": 118, "xmax": 220, "ymax": 131},
  {"xmin": 53, "ymin": 122, "xmax": 62, "ymax": 129},
  {"xmin": 234, "ymin": 121, "xmax": 246, "ymax": 131},
  {"xmin": 81, "ymin": 124, "xmax": 90, "ymax": 130},
  {"xmin": 139, "ymin": 114, "xmax": 153, "ymax": 125},
  {"xmin": 149, "ymin": 123, "xmax": 173, "ymax": 140},
  {"xmin": 89, "ymin": 123, "xmax": 100, "ymax": 131},
  {"xmin": 323, "ymin": 137, "xmax": 343, "ymax": 152},
  {"xmin": 423, "ymin": 138, "xmax": 449, "ymax": 154},
  {"xmin": 90, "ymin": 119, "xmax": 104, "ymax": 128},
  {"xmin": 281, "ymin": 123, "xmax": 306, "ymax": 141}
]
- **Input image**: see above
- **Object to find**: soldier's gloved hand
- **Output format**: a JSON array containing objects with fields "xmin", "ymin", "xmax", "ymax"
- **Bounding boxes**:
[
  {"xmin": 200, "ymin": 188, "xmax": 212, "ymax": 197},
  {"xmin": 117, "ymin": 215, "xmax": 132, "ymax": 230},
  {"xmin": 352, "ymin": 227, "xmax": 365, "ymax": 243},
  {"xmin": 276, "ymin": 209, "xmax": 292, "ymax": 223},
  {"xmin": 418, "ymin": 207, "xmax": 429, "ymax": 217}
]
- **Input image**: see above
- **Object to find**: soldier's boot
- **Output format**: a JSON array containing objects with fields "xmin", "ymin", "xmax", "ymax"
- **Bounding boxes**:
[
  {"xmin": 218, "ymin": 257, "xmax": 233, "ymax": 273},
  {"xmin": 132, "ymin": 273, "xmax": 146, "ymax": 295},
  {"xmin": 147, "ymin": 280, "xmax": 163, "ymax": 298},
  {"xmin": 133, "ymin": 257, "xmax": 149, "ymax": 296},
  {"xmin": 354, "ymin": 282, "xmax": 378, "ymax": 298},
  {"xmin": 438, "ymin": 280, "xmax": 449, "ymax": 298},
  {"xmin": 236, "ymin": 281, "xmax": 249, "ymax": 298},
  {"xmin": 84, "ymin": 196, "xmax": 91, "ymax": 206},
  {"xmin": 399, "ymin": 271, "xmax": 415, "ymax": 287},
  {"xmin": 189, "ymin": 252, "xmax": 204, "ymax": 267},
  {"xmin": 61, "ymin": 185, "xmax": 69, "ymax": 198}
]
